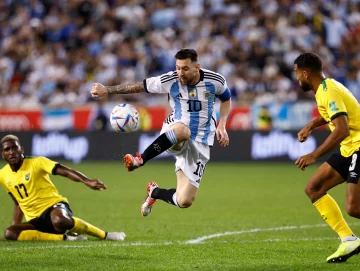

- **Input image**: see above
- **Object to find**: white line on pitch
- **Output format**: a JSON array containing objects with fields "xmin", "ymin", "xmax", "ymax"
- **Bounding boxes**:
[
  {"xmin": 0, "ymin": 237, "xmax": 338, "ymax": 251},
  {"xmin": 184, "ymin": 223, "xmax": 333, "ymax": 244},
  {"xmin": 0, "ymin": 223, "xmax": 358, "ymax": 251}
]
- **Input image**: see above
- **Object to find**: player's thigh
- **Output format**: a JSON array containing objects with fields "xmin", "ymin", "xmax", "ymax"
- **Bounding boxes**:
[
  {"xmin": 160, "ymin": 121, "xmax": 188, "ymax": 150},
  {"xmin": 176, "ymin": 169, "xmax": 198, "ymax": 201},
  {"xmin": 174, "ymin": 140, "xmax": 209, "ymax": 188},
  {"xmin": 31, "ymin": 202, "xmax": 73, "ymax": 234},
  {"xmin": 345, "ymin": 151, "xmax": 360, "ymax": 214},
  {"xmin": 50, "ymin": 203, "xmax": 74, "ymax": 229},
  {"xmin": 305, "ymin": 158, "xmax": 346, "ymax": 201}
]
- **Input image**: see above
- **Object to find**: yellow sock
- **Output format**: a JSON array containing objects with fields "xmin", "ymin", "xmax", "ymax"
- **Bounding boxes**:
[
  {"xmin": 314, "ymin": 194, "xmax": 353, "ymax": 239},
  {"xmin": 71, "ymin": 217, "xmax": 106, "ymax": 239},
  {"xmin": 18, "ymin": 230, "xmax": 64, "ymax": 241}
]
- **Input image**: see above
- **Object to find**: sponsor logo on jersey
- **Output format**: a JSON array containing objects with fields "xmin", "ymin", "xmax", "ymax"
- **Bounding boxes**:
[
  {"xmin": 25, "ymin": 173, "xmax": 30, "ymax": 181},
  {"xmin": 329, "ymin": 101, "xmax": 339, "ymax": 113},
  {"xmin": 204, "ymin": 91, "xmax": 210, "ymax": 100}
]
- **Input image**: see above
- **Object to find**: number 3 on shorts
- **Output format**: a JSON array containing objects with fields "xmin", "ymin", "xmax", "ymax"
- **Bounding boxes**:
[{"xmin": 349, "ymin": 153, "xmax": 358, "ymax": 171}]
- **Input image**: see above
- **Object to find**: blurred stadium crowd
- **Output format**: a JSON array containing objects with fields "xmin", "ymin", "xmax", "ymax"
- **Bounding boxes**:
[{"xmin": 1, "ymin": 0, "xmax": 360, "ymax": 109}]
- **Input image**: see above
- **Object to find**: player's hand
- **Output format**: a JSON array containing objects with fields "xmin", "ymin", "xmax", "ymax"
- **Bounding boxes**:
[
  {"xmin": 216, "ymin": 126, "xmax": 229, "ymax": 147},
  {"xmin": 91, "ymin": 83, "xmax": 108, "ymax": 98},
  {"xmin": 84, "ymin": 179, "xmax": 107, "ymax": 190},
  {"xmin": 295, "ymin": 153, "xmax": 317, "ymax": 171},
  {"xmin": 298, "ymin": 126, "xmax": 312, "ymax": 142}
]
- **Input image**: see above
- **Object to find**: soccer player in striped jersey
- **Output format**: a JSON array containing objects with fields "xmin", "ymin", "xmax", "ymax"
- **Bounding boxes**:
[
  {"xmin": 294, "ymin": 53, "xmax": 360, "ymax": 263},
  {"xmin": 91, "ymin": 48, "xmax": 231, "ymax": 216},
  {"xmin": 0, "ymin": 135, "xmax": 125, "ymax": 241}
]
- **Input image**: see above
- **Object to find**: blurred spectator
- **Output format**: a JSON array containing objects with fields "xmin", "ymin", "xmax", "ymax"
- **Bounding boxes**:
[
  {"xmin": 257, "ymin": 105, "xmax": 273, "ymax": 131},
  {"xmin": 1, "ymin": 0, "xmax": 360, "ymax": 110}
]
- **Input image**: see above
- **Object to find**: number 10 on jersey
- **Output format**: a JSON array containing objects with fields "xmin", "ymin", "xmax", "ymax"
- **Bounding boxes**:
[{"xmin": 187, "ymin": 100, "xmax": 202, "ymax": 112}]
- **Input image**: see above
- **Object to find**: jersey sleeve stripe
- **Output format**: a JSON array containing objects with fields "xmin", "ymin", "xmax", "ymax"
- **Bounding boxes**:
[
  {"xmin": 204, "ymin": 76, "xmax": 225, "ymax": 85},
  {"xmin": 203, "ymin": 72, "xmax": 225, "ymax": 83},
  {"xmin": 161, "ymin": 76, "xmax": 178, "ymax": 84},
  {"xmin": 330, "ymin": 112, "xmax": 348, "ymax": 121},
  {"xmin": 160, "ymin": 72, "xmax": 177, "ymax": 81},
  {"xmin": 143, "ymin": 79, "xmax": 150, "ymax": 93}
]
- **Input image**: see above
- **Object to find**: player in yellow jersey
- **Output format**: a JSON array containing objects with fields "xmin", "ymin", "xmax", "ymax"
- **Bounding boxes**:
[
  {"xmin": 293, "ymin": 52, "xmax": 360, "ymax": 263},
  {"xmin": 0, "ymin": 135, "xmax": 125, "ymax": 241}
]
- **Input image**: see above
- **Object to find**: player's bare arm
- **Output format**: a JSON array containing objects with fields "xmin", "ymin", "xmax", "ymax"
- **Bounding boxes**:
[
  {"xmin": 216, "ymin": 98, "xmax": 231, "ymax": 147},
  {"xmin": 54, "ymin": 164, "xmax": 107, "ymax": 191},
  {"xmin": 295, "ymin": 115, "xmax": 349, "ymax": 170},
  {"xmin": 91, "ymin": 82, "xmax": 145, "ymax": 98},
  {"xmin": 298, "ymin": 116, "xmax": 328, "ymax": 142},
  {"xmin": 9, "ymin": 193, "xmax": 23, "ymax": 225},
  {"xmin": 312, "ymin": 115, "xmax": 349, "ymax": 158}
]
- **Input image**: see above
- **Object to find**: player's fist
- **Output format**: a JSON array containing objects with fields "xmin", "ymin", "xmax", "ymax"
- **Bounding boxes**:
[
  {"xmin": 297, "ymin": 127, "xmax": 311, "ymax": 143},
  {"xmin": 91, "ymin": 83, "xmax": 108, "ymax": 98},
  {"xmin": 84, "ymin": 178, "xmax": 107, "ymax": 190}
]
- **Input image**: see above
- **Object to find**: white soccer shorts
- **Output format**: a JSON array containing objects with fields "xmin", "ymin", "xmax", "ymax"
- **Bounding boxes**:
[{"xmin": 160, "ymin": 122, "xmax": 210, "ymax": 188}]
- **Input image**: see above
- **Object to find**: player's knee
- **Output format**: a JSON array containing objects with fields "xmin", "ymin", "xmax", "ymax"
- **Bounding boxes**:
[
  {"xmin": 176, "ymin": 196, "xmax": 195, "ymax": 208},
  {"xmin": 304, "ymin": 182, "xmax": 323, "ymax": 200},
  {"xmin": 346, "ymin": 203, "xmax": 360, "ymax": 218},
  {"xmin": 173, "ymin": 124, "xmax": 190, "ymax": 142},
  {"xmin": 304, "ymin": 185, "xmax": 313, "ymax": 198},
  {"xmin": 4, "ymin": 227, "xmax": 18, "ymax": 240},
  {"xmin": 52, "ymin": 215, "xmax": 74, "ymax": 232}
]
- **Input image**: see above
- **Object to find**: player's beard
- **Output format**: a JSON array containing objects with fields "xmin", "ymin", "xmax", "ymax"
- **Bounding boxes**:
[
  {"xmin": 179, "ymin": 77, "xmax": 187, "ymax": 85},
  {"xmin": 300, "ymin": 81, "xmax": 312, "ymax": 92}
]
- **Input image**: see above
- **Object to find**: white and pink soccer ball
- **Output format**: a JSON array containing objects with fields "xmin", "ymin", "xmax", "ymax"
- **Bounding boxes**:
[{"xmin": 110, "ymin": 104, "xmax": 140, "ymax": 132}]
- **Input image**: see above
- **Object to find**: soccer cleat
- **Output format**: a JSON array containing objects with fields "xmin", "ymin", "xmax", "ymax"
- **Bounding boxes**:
[
  {"xmin": 123, "ymin": 153, "xmax": 143, "ymax": 172},
  {"xmin": 105, "ymin": 232, "xmax": 126, "ymax": 241},
  {"xmin": 327, "ymin": 238, "xmax": 360, "ymax": 263},
  {"xmin": 141, "ymin": 182, "xmax": 158, "ymax": 216},
  {"xmin": 64, "ymin": 233, "xmax": 88, "ymax": 241}
]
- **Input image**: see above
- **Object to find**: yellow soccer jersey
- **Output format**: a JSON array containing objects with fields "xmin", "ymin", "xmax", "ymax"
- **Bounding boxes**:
[
  {"xmin": 315, "ymin": 78, "xmax": 360, "ymax": 157},
  {"xmin": 0, "ymin": 156, "xmax": 68, "ymax": 221}
]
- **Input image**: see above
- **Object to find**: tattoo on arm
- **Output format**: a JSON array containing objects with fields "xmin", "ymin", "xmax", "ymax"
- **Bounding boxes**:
[{"xmin": 106, "ymin": 83, "xmax": 145, "ymax": 94}]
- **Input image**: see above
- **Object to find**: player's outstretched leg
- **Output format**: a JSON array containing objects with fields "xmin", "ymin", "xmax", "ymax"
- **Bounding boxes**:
[
  {"xmin": 4, "ymin": 224, "xmax": 87, "ymax": 241},
  {"xmin": 123, "ymin": 124, "xmax": 190, "ymax": 172},
  {"xmin": 71, "ymin": 217, "xmax": 125, "ymax": 241},
  {"xmin": 327, "ymin": 238, "xmax": 360, "ymax": 263},
  {"xmin": 141, "ymin": 170, "xmax": 198, "ymax": 216}
]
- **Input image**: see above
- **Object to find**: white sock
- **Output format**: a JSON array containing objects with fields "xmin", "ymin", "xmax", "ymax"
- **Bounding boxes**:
[{"xmin": 172, "ymin": 192, "xmax": 179, "ymax": 207}]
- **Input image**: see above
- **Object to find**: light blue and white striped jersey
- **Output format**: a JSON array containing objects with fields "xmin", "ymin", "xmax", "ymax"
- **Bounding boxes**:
[{"xmin": 143, "ymin": 69, "xmax": 231, "ymax": 146}]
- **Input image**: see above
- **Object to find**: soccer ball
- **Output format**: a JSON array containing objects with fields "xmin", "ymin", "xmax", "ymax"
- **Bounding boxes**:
[{"xmin": 110, "ymin": 104, "xmax": 140, "ymax": 132}]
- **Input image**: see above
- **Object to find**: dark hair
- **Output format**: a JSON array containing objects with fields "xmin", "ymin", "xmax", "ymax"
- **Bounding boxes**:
[
  {"xmin": 175, "ymin": 49, "xmax": 198, "ymax": 62},
  {"xmin": 294, "ymin": 52, "xmax": 323, "ymax": 71},
  {"xmin": 1, "ymin": 135, "xmax": 20, "ymax": 145}
]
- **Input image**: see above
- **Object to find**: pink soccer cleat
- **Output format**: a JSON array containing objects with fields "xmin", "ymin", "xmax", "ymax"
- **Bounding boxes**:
[
  {"xmin": 141, "ymin": 182, "xmax": 158, "ymax": 216},
  {"xmin": 123, "ymin": 152, "xmax": 143, "ymax": 172}
]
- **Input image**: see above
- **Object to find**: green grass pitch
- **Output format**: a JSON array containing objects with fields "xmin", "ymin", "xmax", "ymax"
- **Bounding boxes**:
[{"xmin": 0, "ymin": 161, "xmax": 359, "ymax": 270}]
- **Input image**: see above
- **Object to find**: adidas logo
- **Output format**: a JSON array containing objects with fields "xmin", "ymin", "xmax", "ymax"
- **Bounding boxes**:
[{"xmin": 175, "ymin": 93, "xmax": 183, "ymax": 98}]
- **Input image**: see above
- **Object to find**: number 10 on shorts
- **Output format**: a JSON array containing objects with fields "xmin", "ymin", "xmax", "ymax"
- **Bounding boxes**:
[{"xmin": 193, "ymin": 161, "xmax": 205, "ymax": 177}]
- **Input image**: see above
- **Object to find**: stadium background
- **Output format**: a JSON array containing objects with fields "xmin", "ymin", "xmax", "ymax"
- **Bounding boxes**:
[
  {"xmin": 1, "ymin": 1, "xmax": 360, "ymax": 270},
  {"xmin": 1, "ymin": 0, "xmax": 357, "ymax": 162}
]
